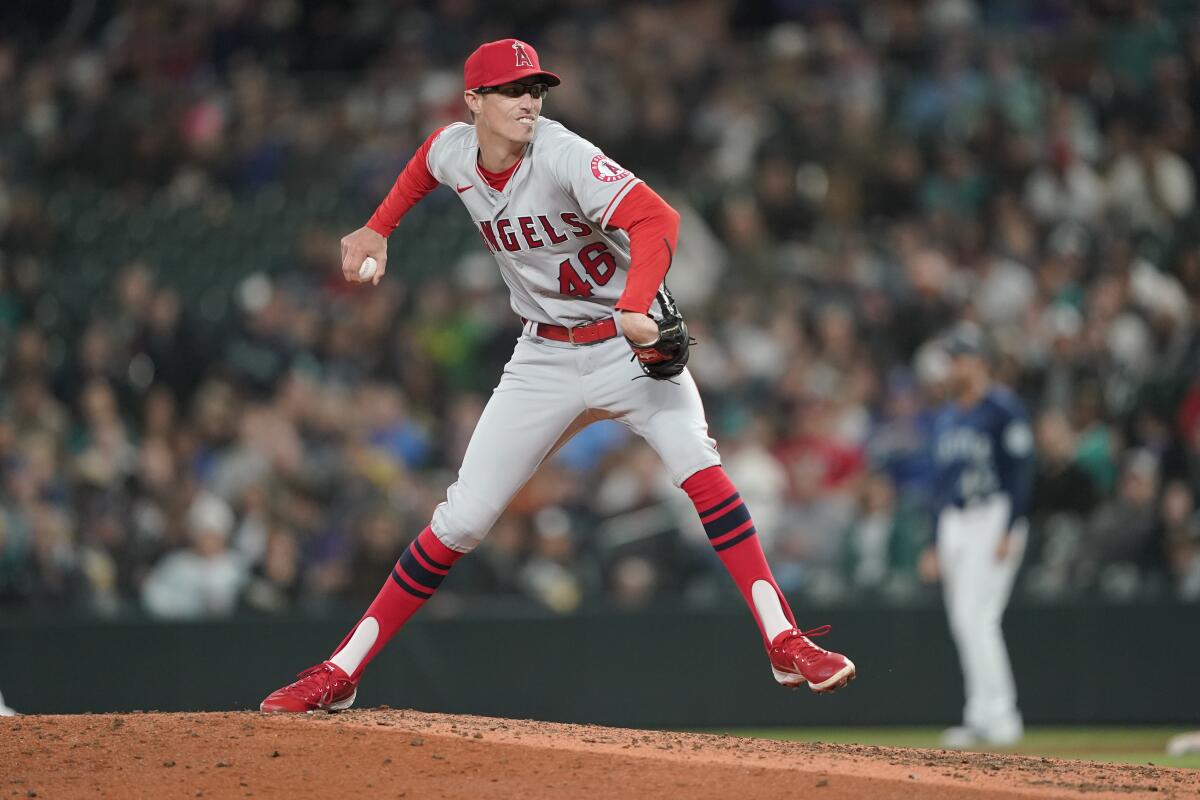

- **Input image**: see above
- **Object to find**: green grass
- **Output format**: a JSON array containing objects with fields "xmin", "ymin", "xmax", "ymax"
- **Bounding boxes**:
[{"xmin": 703, "ymin": 727, "xmax": 1200, "ymax": 770}]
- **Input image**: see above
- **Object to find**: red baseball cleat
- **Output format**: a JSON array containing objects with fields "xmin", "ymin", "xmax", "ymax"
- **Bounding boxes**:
[
  {"xmin": 259, "ymin": 661, "xmax": 358, "ymax": 713},
  {"xmin": 768, "ymin": 625, "xmax": 856, "ymax": 693}
]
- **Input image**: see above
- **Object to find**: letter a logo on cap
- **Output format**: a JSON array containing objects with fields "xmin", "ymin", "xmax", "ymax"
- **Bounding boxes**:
[{"xmin": 513, "ymin": 41, "xmax": 534, "ymax": 68}]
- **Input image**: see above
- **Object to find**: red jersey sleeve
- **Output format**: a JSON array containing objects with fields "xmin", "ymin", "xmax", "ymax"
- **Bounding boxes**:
[
  {"xmin": 607, "ymin": 182, "xmax": 681, "ymax": 314},
  {"xmin": 365, "ymin": 126, "xmax": 446, "ymax": 237}
]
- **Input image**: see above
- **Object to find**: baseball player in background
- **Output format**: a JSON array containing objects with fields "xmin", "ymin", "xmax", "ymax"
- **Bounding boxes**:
[
  {"xmin": 919, "ymin": 324, "xmax": 1034, "ymax": 747},
  {"xmin": 260, "ymin": 39, "xmax": 855, "ymax": 712}
]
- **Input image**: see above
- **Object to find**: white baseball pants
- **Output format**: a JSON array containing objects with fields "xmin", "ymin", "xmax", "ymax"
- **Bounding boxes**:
[
  {"xmin": 430, "ymin": 327, "xmax": 721, "ymax": 553},
  {"xmin": 936, "ymin": 495, "xmax": 1026, "ymax": 740}
]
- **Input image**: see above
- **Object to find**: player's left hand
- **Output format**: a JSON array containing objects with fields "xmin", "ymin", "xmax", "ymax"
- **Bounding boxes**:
[
  {"xmin": 994, "ymin": 534, "xmax": 1013, "ymax": 563},
  {"xmin": 623, "ymin": 289, "xmax": 694, "ymax": 380},
  {"xmin": 620, "ymin": 311, "xmax": 659, "ymax": 345},
  {"xmin": 995, "ymin": 519, "xmax": 1027, "ymax": 562}
]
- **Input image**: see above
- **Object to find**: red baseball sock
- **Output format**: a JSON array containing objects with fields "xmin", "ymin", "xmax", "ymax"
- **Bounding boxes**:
[
  {"xmin": 682, "ymin": 465, "xmax": 796, "ymax": 647},
  {"xmin": 328, "ymin": 526, "xmax": 464, "ymax": 681}
]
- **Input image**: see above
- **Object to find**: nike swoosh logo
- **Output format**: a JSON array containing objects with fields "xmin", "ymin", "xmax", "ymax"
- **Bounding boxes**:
[{"xmin": 456, "ymin": 184, "xmax": 473, "ymax": 193}]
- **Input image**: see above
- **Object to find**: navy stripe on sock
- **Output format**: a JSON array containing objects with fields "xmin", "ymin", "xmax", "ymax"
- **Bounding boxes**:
[
  {"xmin": 413, "ymin": 538, "xmax": 450, "ymax": 571},
  {"xmin": 697, "ymin": 492, "xmax": 741, "ymax": 519},
  {"xmin": 399, "ymin": 547, "xmax": 445, "ymax": 591},
  {"xmin": 713, "ymin": 526, "xmax": 757, "ymax": 552},
  {"xmin": 703, "ymin": 502, "xmax": 751, "ymax": 540},
  {"xmin": 391, "ymin": 567, "xmax": 432, "ymax": 599}
]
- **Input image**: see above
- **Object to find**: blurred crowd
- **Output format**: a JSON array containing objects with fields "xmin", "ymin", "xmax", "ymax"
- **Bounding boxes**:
[{"xmin": 1, "ymin": 0, "xmax": 1199, "ymax": 619}]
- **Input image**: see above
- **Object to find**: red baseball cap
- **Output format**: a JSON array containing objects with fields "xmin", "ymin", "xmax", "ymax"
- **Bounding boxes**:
[{"xmin": 463, "ymin": 39, "xmax": 561, "ymax": 91}]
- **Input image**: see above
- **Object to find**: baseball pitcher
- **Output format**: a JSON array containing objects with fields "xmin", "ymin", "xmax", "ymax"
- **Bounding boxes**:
[
  {"xmin": 920, "ymin": 324, "xmax": 1033, "ymax": 747},
  {"xmin": 260, "ymin": 39, "xmax": 855, "ymax": 712}
]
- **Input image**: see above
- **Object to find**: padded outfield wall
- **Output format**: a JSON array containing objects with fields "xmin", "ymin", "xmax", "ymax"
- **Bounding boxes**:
[{"xmin": 1, "ymin": 602, "xmax": 1195, "ymax": 726}]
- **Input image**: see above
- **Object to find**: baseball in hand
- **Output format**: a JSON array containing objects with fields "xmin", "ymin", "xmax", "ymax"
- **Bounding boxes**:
[{"xmin": 358, "ymin": 257, "xmax": 378, "ymax": 281}]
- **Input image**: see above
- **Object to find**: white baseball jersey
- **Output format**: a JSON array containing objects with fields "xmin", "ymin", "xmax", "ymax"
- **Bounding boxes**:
[
  {"xmin": 424, "ymin": 118, "xmax": 651, "ymax": 326},
  {"xmin": 397, "ymin": 115, "xmax": 720, "ymax": 556}
]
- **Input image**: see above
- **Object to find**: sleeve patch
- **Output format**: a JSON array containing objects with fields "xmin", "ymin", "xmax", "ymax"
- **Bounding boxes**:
[
  {"xmin": 1003, "ymin": 421, "xmax": 1033, "ymax": 457},
  {"xmin": 591, "ymin": 154, "xmax": 630, "ymax": 183}
]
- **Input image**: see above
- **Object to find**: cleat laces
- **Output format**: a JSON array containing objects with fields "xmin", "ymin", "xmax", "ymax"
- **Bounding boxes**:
[
  {"xmin": 281, "ymin": 663, "xmax": 343, "ymax": 705},
  {"xmin": 776, "ymin": 626, "xmax": 833, "ymax": 668}
]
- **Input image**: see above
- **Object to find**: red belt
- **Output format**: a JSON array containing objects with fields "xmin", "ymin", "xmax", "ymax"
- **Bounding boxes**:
[{"xmin": 524, "ymin": 317, "xmax": 619, "ymax": 345}]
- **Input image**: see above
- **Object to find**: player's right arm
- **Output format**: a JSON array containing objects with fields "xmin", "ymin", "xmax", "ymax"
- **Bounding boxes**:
[
  {"xmin": 341, "ymin": 126, "xmax": 448, "ymax": 285},
  {"xmin": 920, "ymin": 412, "xmax": 952, "ymax": 583}
]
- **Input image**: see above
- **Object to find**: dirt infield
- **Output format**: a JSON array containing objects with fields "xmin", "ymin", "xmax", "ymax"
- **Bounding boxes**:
[{"xmin": 2, "ymin": 710, "xmax": 1196, "ymax": 799}]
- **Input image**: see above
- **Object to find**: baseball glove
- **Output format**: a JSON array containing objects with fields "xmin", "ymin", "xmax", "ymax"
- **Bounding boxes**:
[{"xmin": 626, "ymin": 287, "xmax": 694, "ymax": 380}]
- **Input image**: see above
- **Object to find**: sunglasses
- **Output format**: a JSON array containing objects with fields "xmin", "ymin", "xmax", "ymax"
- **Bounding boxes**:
[{"xmin": 475, "ymin": 82, "xmax": 550, "ymax": 99}]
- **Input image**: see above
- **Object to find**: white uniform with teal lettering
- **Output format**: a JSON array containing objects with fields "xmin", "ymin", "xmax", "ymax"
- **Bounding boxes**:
[{"xmin": 421, "ymin": 118, "xmax": 719, "ymax": 552}]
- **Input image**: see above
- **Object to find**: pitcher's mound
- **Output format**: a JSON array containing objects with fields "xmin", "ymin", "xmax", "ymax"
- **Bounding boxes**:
[{"xmin": 2, "ymin": 710, "xmax": 1194, "ymax": 799}]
